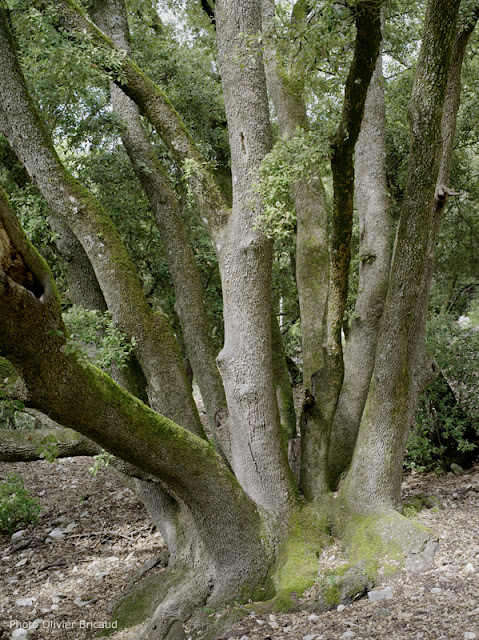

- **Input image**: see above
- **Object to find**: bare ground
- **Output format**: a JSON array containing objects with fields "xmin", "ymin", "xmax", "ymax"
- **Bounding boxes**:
[{"xmin": 0, "ymin": 457, "xmax": 478, "ymax": 640}]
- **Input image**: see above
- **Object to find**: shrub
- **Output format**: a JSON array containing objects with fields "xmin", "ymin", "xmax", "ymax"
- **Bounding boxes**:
[
  {"xmin": 406, "ymin": 309, "xmax": 479, "ymax": 472},
  {"xmin": 0, "ymin": 473, "xmax": 41, "ymax": 535}
]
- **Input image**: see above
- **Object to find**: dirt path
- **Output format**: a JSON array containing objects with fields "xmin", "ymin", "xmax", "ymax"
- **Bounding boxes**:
[{"xmin": 0, "ymin": 458, "xmax": 478, "ymax": 640}]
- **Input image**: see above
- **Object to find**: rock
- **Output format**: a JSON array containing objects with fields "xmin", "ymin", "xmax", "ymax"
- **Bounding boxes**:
[
  {"xmin": 269, "ymin": 621, "xmax": 279, "ymax": 629},
  {"xmin": 308, "ymin": 614, "xmax": 320, "ymax": 623},
  {"xmin": 15, "ymin": 597, "xmax": 35, "ymax": 607},
  {"xmin": 240, "ymin": 636, "xmax": 249, "ymax": 640},
  {"xmin": 466, "ymin": 563, "xmax": 475, "ymax": 573},
  {"xmin": 52, "ymin": 515, "xmax": 74, "ymax": 526},
  {"xmin": 367, "ymin": 586, "xmax": 394, "ymax": 602},
  {"xmin": 464, "ymin": 633, "xmax": 477, "ymax": 640},
  {"xmin": 337, "ymin": 604, "xmax": 346, "ymax": 612},
  {"xmin": 64, "ymin": 522, "xmax": 77, "ymax": 533},
  {"xmin": 451, "ymin": 463, "xmax": 463, "ymax": 476},
  {"xmin": 51, "ymin": 604, "xmax": 59, "ymax": 610},
  {"xmin": 303, "ymin": 635, "xmax": 317, "ymax": 640},
  {"xmin": 340, "ymin": 632, "xmax": 355, "ymax": 639},
  {"xmin": 15, "ymin": 558, "xmax": 28, "ymax": 568},
  {"xmin": 11, "ymin": 530, "xmax": 27, "ymax": 542},
  {"xmin": 47, "ymin": 529, "xmax": 65, "ymax": 541},
  {"xmin": 430, "ymin": 587, "xmax": 442, "ymax": 593},
  {"xmin": 11, "ymin": 629, "xmax": 28, "ymax": 639}
]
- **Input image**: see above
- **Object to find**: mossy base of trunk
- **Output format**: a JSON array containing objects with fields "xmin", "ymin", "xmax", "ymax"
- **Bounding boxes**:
[{"xmin": 99, "ymin": 503, "xmax": 439, "ymax": 639}]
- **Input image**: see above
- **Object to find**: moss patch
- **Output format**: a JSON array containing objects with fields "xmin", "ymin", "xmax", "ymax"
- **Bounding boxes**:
[
  {"xmin": 264, "ymin": 504, "xmax": 333, "ymax": 612},
  {"xmin": 98, "ymin": 564, "xmax": 191, "ymax": 636}
]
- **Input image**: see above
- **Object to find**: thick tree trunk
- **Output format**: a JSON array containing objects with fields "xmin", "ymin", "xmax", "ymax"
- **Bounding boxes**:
[
  {"xmin": 214, "ymin": 0, "xmax": 295, "ymax": 519},
  {"xmin": 340, "ymin": 0, "xmax": 462, "ymax": 514},
  {"xmin": 0, "ymin": 188, "xmax": 270, "ymax": 637},
  {"xmin": 328, "ymin": 32, "xmax": 392, "ymax": 487}
]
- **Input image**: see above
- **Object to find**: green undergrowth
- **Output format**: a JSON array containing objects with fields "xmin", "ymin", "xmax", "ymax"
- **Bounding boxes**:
[{"xmin": 403, "ymin": 493, "xmax": 443, "ymax": 516}]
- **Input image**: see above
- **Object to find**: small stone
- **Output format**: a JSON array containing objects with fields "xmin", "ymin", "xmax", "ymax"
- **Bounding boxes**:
[
  {"xmin": 430, "ymin": 587, "xmax": 442, "ymax": 593},
  {"xmin": 51, "ymin": 596, "xmax": 61, "ymax": 604},
  {"xmin": 51, "ymin": 604, "xmax": 59, "ymax": 610},
  {"xmin": 15, "ymin": 597, "xmax": 35, "ymax": 607},
  {"xmin": 367, "ymin": 586, "xmax": 394, "ymax": 602},
  {"xmin": 308, "ymin": 614, "xmax": 320, "ymax": 623},
  {"xmin": 269, "ymin": 621, "xmax": 279, "ymax": 629},
  {"xmin": 337, "ymin": 604, "xmax": 346, "ymax": 612},
  {"xmin": 48, "ymin": 529, "xmax": 65, "ymax": 541},
  {"xmin": 64, "ymin": 522, "xmax": 77, "ymax": 533},
  {"xmin": 11, "ymin": 530, "xmax": 27, "ymax": 542},
  {"xmin": 340, "ymin": 632, "xmax": 355, "ymax": 639},
  {"xmin": 240, "ymin": 636, "xmax": 249, "ymax": 640},
  {"xmin": 11, "ymin": 629, "xmax": 28, "ymax": 639},
  {"xmin": 464, "ymin": 633, "xmax": 477, "ymax": 640},
  {"xmin": 52, "ymin": 515, "xmax": 74, "ymax": 526},
  {"xmin": 451, "ymin": 463, "xmax": 463, "ymax": 476},
  {"xmin": 303, "ymin": 635, "xmax": 316, "ymax": 640},
  {"xmin": 15, "ymin": 558, "xmax": 28, "ymax": 568},
  {"xmin": 466, "ymin": 563, "xmax": 475, "ymax": 573},
  {"xmin": 268, "ymin": 614, "xmax": 276, "ymax": 621}
]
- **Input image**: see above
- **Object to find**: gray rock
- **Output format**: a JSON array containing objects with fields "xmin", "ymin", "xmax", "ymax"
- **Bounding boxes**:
[
  {"xmin": 52, "ymin": 515, "xmax": 74, "ymax": 526},
  {"xmin": 337, "ymin": 604, "xmax": 346, "ymax": 612},
  {"xmin": 269, "ymin": 621, "xmax": 279, "ymax": 629},
  {"xmin": 340, "ymin": 632, "xmax": 355, "ymax": 639},
  {"xmin": 430, "ymin": 587, "xmax": 442, "ymax": 594},
  {"xmin": 11, "ymin": 629, "xmax": 28, "ymax": 639},
  {"xmin": 47, "ymin": 529, "xmax": 65, "ymax": 541},
  {"xmin": 308, "ymin": 614, "xmax": 320, "ymax": 623},
  {"xmin": 367, "ymin": 586, "xmax": 394, "ymax": 602},
  {"xmin": 15, "ymin": 597, "xmax": 35, "ymax": 607},
  {"xmin": 303, "ymin": 635, "xmax": 317, "ymax": 640},
  {"xmin": 451, "ymin": 463, "xmax": 463, "ymax": 476},
  {"xmin": 464, "ymin": 633, "xmax": 477, "ymax": 640},
  {"xmin": 11, "ymin": 530, "xmax": 27, "ymax": 542},
  {"xmin": 15, "ymin": 558, "xmax": 28, "ymax": 568}
]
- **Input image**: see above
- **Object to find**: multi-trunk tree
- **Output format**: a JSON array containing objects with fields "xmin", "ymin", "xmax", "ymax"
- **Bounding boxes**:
[{"xmin": 0, "ymin": 0, "xmax": 475, "ymax": 638}]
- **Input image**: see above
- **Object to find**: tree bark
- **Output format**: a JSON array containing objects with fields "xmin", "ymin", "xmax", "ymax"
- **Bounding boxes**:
[
  {"xmin": 0, "ymin": 187, "xmax": 270, "ymax": 635},
  {"xmin": 214, "ymin": 0, "xmax": 296, "ymax": 519},
  {"xmin": 88, "ymin": 0, "xmax": 230, "ymax": 457},
  {"xmin": 262, "ymin": 0, "xmax": 330, "ymax": 389},
  {"xmin": 328, "ymin": 26, "xmax": 392, "ymax": 487},
  {"xmin": 340, "ymin": 0, "xmax": 462, "ymax": 514},
  {"xmin": 0, "ymin": 7, "xmax": 204, "ymax": 437},
  {"xmin": 301, "ymin": 1, "xmax": 383, "ymax": 500}
]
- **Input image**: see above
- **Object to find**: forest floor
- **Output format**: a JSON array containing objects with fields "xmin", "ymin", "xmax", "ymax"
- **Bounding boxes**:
[{"xmin": 0, "ymin": 456, "xmax": 478, "ymax": 640}]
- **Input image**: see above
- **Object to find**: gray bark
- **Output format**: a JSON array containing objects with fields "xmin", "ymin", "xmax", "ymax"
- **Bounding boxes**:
[
  {"xmin": 300, "ymin": 1, "xmax": 383, "ymax": 500},
  {"xmin": 0, "ymin": 7, "xmax": 204, "ymax": 437},
  {"xmin": 0, "ymin": 187, "xmax": 270, "ymax": 635},
  {"xmin": 214, "ymin": 0, "xmax": 296, "ymax": 519},
  {"xmin": 88, "ymin": 0, "xmax": 230, "ymax": 457},
  {"xmin": 262, "ymin": 0, "xmax": 330, "ymax": 388},
  {"xmin": 328, "ymin": 34, "xmax": 392, "ymax": 487},
  {"xmin": 340, "ymin": 0, "xmax": 462, "ymax": 513}
]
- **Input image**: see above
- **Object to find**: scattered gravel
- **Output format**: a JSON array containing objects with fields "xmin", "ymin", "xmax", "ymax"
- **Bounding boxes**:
[{"xmin": 0, "ymin": 458, "xmax": 478, "ymax": 640}]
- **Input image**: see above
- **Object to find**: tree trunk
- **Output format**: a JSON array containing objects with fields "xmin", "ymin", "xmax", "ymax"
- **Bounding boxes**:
[
  {"xmin": 0, "ymin": 7, "xmax": 203, "ymax": 438},
  {"xmin": 88, "ymin": 0, "xmax": 231, "ymax": 457},
  {"xmin": 301, "ymin": 1, "xmax": 383, "ymax": 499},
  {"xmin": 214, "ymin": 0, "xmax": 295, "ymax": 519},
  {"xmin": 340, "ymin": 0, "xmax": 462, "ymax": 514},
  {"xmin": 0, "ymin": 187, "xmax": 270, "ymax": 637},
  {"xmin": 328, "ymin": 27, "xmax": 392, "ymax": 487}
]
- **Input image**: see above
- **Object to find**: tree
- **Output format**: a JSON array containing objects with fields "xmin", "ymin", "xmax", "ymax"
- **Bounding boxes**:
[{"xmin": 0, "ymin": 0, "xmax": 474, "ymax": 638}]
